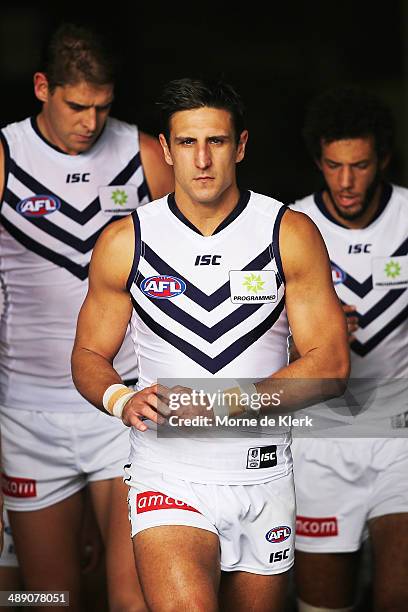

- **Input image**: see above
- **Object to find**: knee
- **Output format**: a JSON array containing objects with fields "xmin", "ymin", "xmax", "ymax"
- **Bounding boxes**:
[
  {"xmin": 109, "ymin": 599, "xmax": 148, "ymax": 612},
  {"xmin": 147, "ymin": 593, "xmax": 216, "ymax": 612},
  {"xmin": 110, "ymin": 605, "xmax": 147, "ymax": 612}
]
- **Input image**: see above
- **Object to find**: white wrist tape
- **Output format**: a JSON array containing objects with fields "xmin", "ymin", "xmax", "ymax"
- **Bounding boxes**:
[
  {"xmin": 239, "ymin": 382, "xmax": 259, "ymax": 414},
  {"xmin": 103, "ymin": 383, "xmax": 136, "ymax": 419},
  {"xmin": 221, "ymin": 381, "xmax": 258, "ymax": 417}
]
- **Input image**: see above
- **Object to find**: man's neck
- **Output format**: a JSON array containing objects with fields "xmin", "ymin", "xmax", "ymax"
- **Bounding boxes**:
[
  {"xmin": 322, "ymin": 183, "xmax": 384, "ymax": 229},
  {"xmin": 174, "ymin": 185, "xmax": 241, "ymax": 236}
]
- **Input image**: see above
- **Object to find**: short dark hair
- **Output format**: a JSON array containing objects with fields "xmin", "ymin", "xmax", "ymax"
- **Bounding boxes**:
[
  {"xmin": 303, "ymin": 86, "xmax": 394, "ymax": 161},
  {"xmin": 42, "ymin": 23, "xmax": 117, "ymax": 91},
  {"xmin": 157, "ymin": 78, "xmax": 246, "ymax": 143}
]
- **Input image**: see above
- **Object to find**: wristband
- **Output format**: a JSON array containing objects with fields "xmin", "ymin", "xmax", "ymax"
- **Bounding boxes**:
[
  {"xmin": 103, "ymin": 383, "xmax": 136, "ymax": 418},
  {"xmin": 222, "ymin": 381, "xmax": 258, "ymax": 417}
]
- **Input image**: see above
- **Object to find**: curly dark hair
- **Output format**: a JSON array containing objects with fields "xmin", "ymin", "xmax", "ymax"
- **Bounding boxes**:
[
  {"xmin": 303, "ymin": 86, "xmax": 394, "ymax": 161},
  {"xmin": 157, "ymin": 77, "xmax": 246, "ymax": 143},
  {"xmin": 42, "ymin": 23, "xmax": 117, "ymax": 91}
]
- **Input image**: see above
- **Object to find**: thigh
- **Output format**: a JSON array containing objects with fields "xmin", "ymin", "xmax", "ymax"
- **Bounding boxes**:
[
  {"xmin": 90, "ymin": 477, "xmax": 146, "ymax": 611},
  {"xmin": 220, "ymin": 570, "xmax": 288, "ymax": 612},
  {"xmin": 8, "ymin": 490, "xmax": 84, "ymax": 612},
  {"xmin": 294, "ymin": 550, "xmax": 361, "ymax": 608},
  {"xmin": 293, "ymin": 439, "xmax": 366, "ymax": 553},
  {"xmin": 218, "ymin": 474, "xmax": 296, "ymax": 576},
  {"xmin": 1, "ymin": 410, "xmax": 83, "ymax": 511},
  {"xmin": 369, "ymin": 513, "xmax": 408, "ymax": 610},
  {"xmin": 134, "ymin": 525, "xmax": 220, "ymax": 612}
]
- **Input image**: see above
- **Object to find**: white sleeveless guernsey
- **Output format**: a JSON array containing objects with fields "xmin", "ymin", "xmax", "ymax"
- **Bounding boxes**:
[
  {"xmin": 127, "ymin": 191, "xmax": 293, "ymax": 483},
  {"xmin": 0, "ymin": 117, "xmax": 150, "ymax": 411},
  {"xmin": 293, "ymin": 184, "xmax": 408, "ymax": 428}
]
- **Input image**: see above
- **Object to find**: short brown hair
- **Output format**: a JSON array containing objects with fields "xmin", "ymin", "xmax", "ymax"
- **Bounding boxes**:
[{"xmin": 43, "ymin": 23, "xmax": 117, "ymax": 91}]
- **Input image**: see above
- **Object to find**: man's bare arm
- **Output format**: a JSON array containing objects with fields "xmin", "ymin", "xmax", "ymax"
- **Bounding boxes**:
[
  {"xmin": 254, "ymin": 209, "xmax": 350, "ymax": 410},
  {"xmin": 139, "ymin": 132, "xmax": 174, "ymax": 200},
  {"xmin": 71, "ymin": 217, "xmax": 163, "ymax": 430}
]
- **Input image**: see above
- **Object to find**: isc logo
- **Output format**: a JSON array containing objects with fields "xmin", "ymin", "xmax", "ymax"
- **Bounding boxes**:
[
  {"xmin": 141, "ymin": 275, "xmax": 186, "ymax": 299},
  {"xmin": 348, "ymin": 243, "xmax": 372, "ymax": 254},
  {"xmin": 194, "ymin": 255, "xmax": 222, "ymax": 266},
  {"xmin": 265, "ymin": 526, "xmax": 292, "ymax": 543},
  {"xmin": 66, "ymin": 172, "xmax": 90, "ymax": 183},
  {"xmin": 269, "ymin": 548, "xmax": 289, "ymax": 563},
  {"xmin": 17, "ymin": 195, "xmax": 60, "ymax": 217}
]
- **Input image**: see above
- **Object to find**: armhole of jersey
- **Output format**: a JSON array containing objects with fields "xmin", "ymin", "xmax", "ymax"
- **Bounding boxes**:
[
  {"xmin": 136, "ymin": 128, "xmax": 153, "ymax": 203},
  {"xmin": 0, "ymin": 131, "xmax": 10, "ymax": 213},
  {"xmin": 271, "ymin": 204, "xmax": 288, "ymax": 286},
  {"xmin": 126, "ymin": 209, "xmax": 142, "ymax": 292}
]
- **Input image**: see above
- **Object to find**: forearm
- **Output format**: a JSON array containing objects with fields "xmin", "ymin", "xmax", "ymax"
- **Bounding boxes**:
[
  {"xmin": 225, "ymin": 346, "xmax": 349, "ymax": 417},
  {"xmin": 255, "ymin": 346, "xmax": 349, "ymax": 413},
  {"xmin": 71, "ymin": 346, "xmax": 124, "ymax": 411}
]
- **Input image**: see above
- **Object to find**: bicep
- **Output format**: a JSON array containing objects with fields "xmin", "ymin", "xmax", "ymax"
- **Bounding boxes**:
[
  {"xmin": 74, "ymin": 220, "xmax": 134, "ymax": 361},
  {"xmin": 282, "ymin": 211, "xmax": 347, "ymax": 357}
]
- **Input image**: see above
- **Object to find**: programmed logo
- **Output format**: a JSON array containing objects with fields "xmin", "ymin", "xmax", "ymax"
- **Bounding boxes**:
[
  {"xmin": 17, "ymin": 195, "xmax": 61, "ymax": 217},
  {"xmin": 265, "ymin": 526, "xmax": 292, "ymax": 543},
  {"xmin": 331, "ymin": 264, "xmax": 346, "ymax": 285},
  {"xmin": 141, "ymin": 275, "xmax": 186, "ymax": 299}
]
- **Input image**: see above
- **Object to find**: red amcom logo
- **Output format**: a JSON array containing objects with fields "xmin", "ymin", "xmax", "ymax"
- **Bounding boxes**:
[
  {"xmin": 296, "ymin": 516, "xmax": 338, "ymax": 537},
  {"xmin": 136, "ymin": 490, "xmax": 200, "ymax": 514},
  {"xmin": 2, "ymin": 474, "xmax": 37, "ymax": 498}
]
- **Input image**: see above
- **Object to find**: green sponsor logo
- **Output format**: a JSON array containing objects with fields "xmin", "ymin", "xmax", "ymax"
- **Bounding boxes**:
[
  {"xmin": 242, "ymin": 273, "xmax": 265, "ymax": 294},
  {"xmin": 111, "ymin": 189, "xmax": 128, "ymax": 206},
  {"xmin": 384, "ymin": 260, "xmax": 401, "ymax": 279}
]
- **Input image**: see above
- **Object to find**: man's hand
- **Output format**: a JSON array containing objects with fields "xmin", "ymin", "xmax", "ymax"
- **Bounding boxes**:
[
  {"xmin": 121, "ymin": 384, "xmax": 170, "ymax": 430},
  {"xmin": 343, "ymin": 304, "xmax": 359, "ymax": 343},
  {"xmin": 163, "ymin": 386, "xmax": 212, "ymax": 424}
]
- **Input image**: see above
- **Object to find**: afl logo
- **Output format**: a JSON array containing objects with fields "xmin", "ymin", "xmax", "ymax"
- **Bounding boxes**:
[
  {"xmin": 331, "ymin": 264, "xmax": 346, "ymax": 285},
  {"xmin": 17, "ymin": 195, "xmax": 61, "ymax": 217},
  {"xmin": 141, "ymin": 275, "xmax": 186, "ymax": 299},
  {"xmin": 265, "ymin": 526, "xmax": 292, "ymax": 543}
]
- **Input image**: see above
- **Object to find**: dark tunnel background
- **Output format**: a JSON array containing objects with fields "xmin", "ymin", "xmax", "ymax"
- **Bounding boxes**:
[{"xmin": 1, "ymin": 2, "xmax": 407, "ymax": 204}]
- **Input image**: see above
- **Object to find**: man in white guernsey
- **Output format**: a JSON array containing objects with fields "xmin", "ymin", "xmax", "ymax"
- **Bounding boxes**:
[
  {"xmin": 0, "ymin": 23, "xmax": 173, "ymax": 611},
  {"xmin": 291, "ymin": 87, "xmax": 408, "ymax": 612},
  {"xmin": 72, "ymin": 77, "xmax": 349, "ymax": 611}
]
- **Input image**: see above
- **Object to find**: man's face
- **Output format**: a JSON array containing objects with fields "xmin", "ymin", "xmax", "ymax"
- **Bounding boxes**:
[
  {"xmin": 159, "ymin": 107, "xmax": 247, "ymax": 206},
  {"xmin": 318, "ymin": 136, "xmax": 388, "ymax": 221},
  {"xmin": 35, "ymin": 74, "xmax": 114, "ymax": 155}
]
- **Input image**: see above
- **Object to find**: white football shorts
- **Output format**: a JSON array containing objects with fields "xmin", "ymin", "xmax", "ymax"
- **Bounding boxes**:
[
  {"xmin": 126, "ymin": 464, "xmax": 296, "ymax": 575},
  {"xmin": 1, "ymin": 407, "xmax": 130, "ymax": 511},
  {"xmin": 292, "ymin": 438, "xmax": 408, "ymax": 553}
]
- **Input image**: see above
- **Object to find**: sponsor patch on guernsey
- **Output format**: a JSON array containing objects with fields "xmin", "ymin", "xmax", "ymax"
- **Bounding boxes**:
[
  {"xmin": 98, "ymin": 185, "xmax": 141, "ymax": 215},
  {"xmin": 296, "ymin": 515, "xmax": 338, "ymax": 537},
  {"xmin": 136, "ymin": 491, "xmax": 200, "ymax": 513},
  {"xmin": 17, "ymin": 195, "xmax": 60, "ymax": 217},
  {"xmin": 2, "ymin": 474, "xmax": 37, "ymax": 498},
  {"xmin": 141, "ymin": 275, "xmax": 186, "ymax": 299},
  {"xmin": 229, "ymin": 270, "xmax": 277, "ymax": 304},
  {"xmin": 372, "ymin": 256, "xmax": 408, "ymax": 290}
]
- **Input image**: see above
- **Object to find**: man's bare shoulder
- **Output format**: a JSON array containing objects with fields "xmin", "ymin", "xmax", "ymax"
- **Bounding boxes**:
[
  {"xmin": 281, "ymin": 207, "xmax": 320, "ymax": 238},
  {"xmin": 96, "ymin": 214, "xmax": 134, "ymax": 250},
  {"xmin": 90, "ymin": 215, "xmax": 135, "ymax": 286},
  {"xmin": 280, "ymin": 208, "xmax": 328, "ymax": 277}
]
